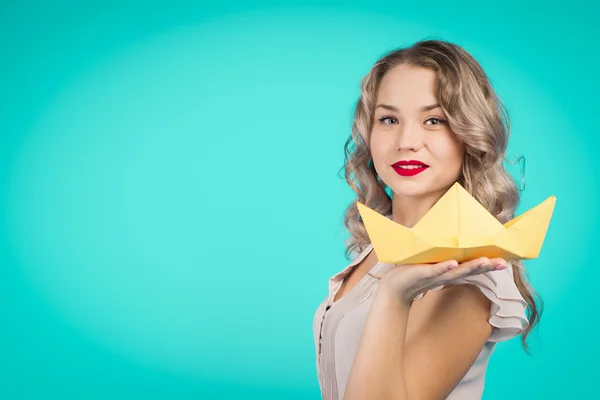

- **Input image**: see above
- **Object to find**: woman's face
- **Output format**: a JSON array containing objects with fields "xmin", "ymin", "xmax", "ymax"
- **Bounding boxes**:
[{"xmin": 370, "ymin": 64, "xmax": 465, "ymax": 200}]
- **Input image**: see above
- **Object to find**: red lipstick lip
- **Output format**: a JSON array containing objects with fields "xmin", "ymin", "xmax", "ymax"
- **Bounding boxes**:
[
  {"xmin": 391, "ymin": 159, "xmax": 429, "ymax": 177},
  {"xmin": 391, "ymin": 160, "xmax": 429, "ymax": 167}
]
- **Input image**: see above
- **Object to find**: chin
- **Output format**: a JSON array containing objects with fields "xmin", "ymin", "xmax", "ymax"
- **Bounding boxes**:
[
  {"xmin": 387, "ymin": 176, "xmax": 453, "ymax": 199},
  {"xmin": 388, "ymin": 181, "xmax": 431, "ymax": 198}
]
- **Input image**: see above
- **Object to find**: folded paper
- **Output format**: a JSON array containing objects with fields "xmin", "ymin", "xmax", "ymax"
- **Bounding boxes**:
[{"xmin": 356, "ymin": 182, "xmax": 556, "ymax": 264}]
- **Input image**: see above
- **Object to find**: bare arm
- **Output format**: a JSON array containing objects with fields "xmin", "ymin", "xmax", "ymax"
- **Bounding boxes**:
[{"xmin": 343, "ymin": 283, "xmax": 493, "ymax": 400}]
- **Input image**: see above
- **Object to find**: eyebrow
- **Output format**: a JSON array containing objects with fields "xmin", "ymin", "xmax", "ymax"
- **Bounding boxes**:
[{"xmin": 375, "ymin": 103, "xmax": 441, "ymax": 113}]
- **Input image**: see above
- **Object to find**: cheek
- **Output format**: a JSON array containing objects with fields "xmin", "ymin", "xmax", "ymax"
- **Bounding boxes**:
[
  {"xmin": 429, "ymin": 136, "xmax": 464, "ymax": 168},
  {"xmin": 369, "ymin": 133, "xmax": 390, "ymax": 164}
]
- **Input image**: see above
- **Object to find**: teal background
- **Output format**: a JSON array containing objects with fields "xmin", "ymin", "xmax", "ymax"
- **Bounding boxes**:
[{"xmin": 1, "ymin": 1, "xmax": 598, "ymax": 399}]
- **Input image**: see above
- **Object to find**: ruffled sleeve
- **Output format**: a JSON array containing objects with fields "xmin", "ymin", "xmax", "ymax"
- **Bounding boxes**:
[{"xmin": 413, "ymin": 261, "xmax": 529, "ymax": 342}]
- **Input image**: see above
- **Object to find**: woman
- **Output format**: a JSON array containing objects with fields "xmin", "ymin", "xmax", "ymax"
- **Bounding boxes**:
[{"xmin": 312, "ymin": 40, "xmax": 541, "ymax": 400}]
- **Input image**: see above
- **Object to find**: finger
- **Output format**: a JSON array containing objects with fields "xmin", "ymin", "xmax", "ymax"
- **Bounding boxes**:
[
  {"xmin": 460, "ymin": 257, "xmax": 506, "ymax": 272},
  {"xmin": 433, "ymin": 259, "xmax": 459, "ymax": 276},
  {"xmin": 488, "ymin": 258, "xmax": 508, "ymax": 269},
  {"xmin": 447, "ymin": 257, "xmax": 495, "ymax": 277},
  {"xmin": 465, "ymin": 257, "xmax": 507, "ymax": 271},
  {"xmin": 460, "ymin": 257, "xmax": 490, "ymax": 269}
]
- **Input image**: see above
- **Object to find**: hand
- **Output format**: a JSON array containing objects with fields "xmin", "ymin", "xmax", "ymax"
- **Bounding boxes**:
[{"xmin": 377, "ymin": 257, "xmax": 508, "ymax": 306}]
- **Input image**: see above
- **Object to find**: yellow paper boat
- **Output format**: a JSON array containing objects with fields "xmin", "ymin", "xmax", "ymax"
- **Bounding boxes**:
[{"xmin": 356, "ymin": 182, "xmax": 556, "ymax": 264}]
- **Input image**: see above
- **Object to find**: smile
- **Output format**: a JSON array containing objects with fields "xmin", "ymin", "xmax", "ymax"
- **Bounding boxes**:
[{"xmin": 391, "ymin": 160, "xmax": 429, "ymax": 177}]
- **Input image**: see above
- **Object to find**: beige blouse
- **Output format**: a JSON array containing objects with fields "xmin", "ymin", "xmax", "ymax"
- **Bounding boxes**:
[{"xmin": 312, "ymin": 242, "xmax": 529, "ymax": 400}]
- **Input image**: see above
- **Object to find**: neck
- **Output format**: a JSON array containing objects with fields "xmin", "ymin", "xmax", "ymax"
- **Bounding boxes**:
[{"xmin": 391, "ymin": 189, "xmax": 446, "ymax": 228}]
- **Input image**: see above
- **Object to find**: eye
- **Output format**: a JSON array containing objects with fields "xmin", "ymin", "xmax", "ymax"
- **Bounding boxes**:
[
  {"xmin": 377, "ymin": 116, "xmax": 397, "ymax": 125},
  {"xmin": 425, "ymin": 117, "xmax": 448, "ymax": 126}
]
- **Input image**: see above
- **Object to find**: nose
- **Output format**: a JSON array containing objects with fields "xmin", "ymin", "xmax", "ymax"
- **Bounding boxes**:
[{"xmin": 394, "ymin": 120, "xmax": 423, "ymax": 151}]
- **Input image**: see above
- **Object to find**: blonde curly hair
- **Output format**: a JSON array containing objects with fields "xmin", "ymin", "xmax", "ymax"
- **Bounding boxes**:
[{"xmin": 340, "ymin": 39, "xmax": 542, "ymax": 354}]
